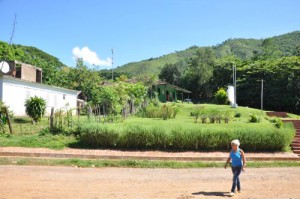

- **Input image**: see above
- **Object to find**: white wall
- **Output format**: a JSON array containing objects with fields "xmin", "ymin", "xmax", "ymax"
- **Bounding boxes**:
[{"xmin": 0, "ymin": 77, "xmax": 79, "ymax": 116}]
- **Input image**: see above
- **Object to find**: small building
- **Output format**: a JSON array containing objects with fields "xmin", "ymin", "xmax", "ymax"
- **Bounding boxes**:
[
  {"xmin": 151, "ymin": 81, "xmax": 191, "ymax": 103},
  {"xmin": 0, "ymin": 61, "xmax": 80, "ymax": 116},
  {"xmin": 3, "ymin": 60, "xmax": 43, "ymax": 83}
]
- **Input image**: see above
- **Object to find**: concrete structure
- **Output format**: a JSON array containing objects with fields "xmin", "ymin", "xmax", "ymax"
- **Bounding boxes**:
[
  {"xmin": 0, "ymin": 75, "xmax": 80, "ymax": 116},
  {"xmin": 0, "ymin": 60, "xmax": 80, "ymax": 116},
  {"xmin": 5, "ymin": 60, "xmax": 43, "ymax": 83}
]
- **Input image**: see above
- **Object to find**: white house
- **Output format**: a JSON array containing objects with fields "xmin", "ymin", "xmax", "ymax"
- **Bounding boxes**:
[{"xmin": 0, "ymin": 75, "xmax": 80, "ymax": 116}]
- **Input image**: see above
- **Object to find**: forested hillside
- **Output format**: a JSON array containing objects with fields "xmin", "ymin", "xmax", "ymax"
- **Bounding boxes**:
[
  {"xmin": 0, "ymin": 31, "xmax": 300, "ymax": 114},
  {"xmin": 115, "ymin": 31, "xmax": 300, "ymax": 76}
]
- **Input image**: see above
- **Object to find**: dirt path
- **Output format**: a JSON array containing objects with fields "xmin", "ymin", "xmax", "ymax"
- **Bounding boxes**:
[{"xmin": 0, "ymin": 166, "xmax": 299, "ymax": 199}]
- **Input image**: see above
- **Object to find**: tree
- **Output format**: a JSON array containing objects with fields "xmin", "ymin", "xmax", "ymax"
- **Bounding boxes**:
[
  {"xmin": 69, "ymin": 58, "xmax": 102, "ymax": 101},
  {"xmin": 238, "ymin": 56, "xmax": 300, "ymax": 114},
  {"xmin": 182, "ymin": 48, "xmax": 216, "ymax": 99},
  {"xmin": 0, "ymin": 41, "xmax": 15, "ymax": 60},
  {"xmin": 212, "ymin": 56, "xmax": 243, "ymax": 93},
  {"xmin": 261, "ymin": 38, "xmax": 282, "ymax": 59},
  {"xmin": 92, "ymin": 86, "xmax": 119, "ymax": 115},
  {"xmin": 295, "ymin": 45, "xmax": 300, "ymax": 56},
  {"xmin": 159, "ymin": 61, "xmax": 185, "ymax": 85}
]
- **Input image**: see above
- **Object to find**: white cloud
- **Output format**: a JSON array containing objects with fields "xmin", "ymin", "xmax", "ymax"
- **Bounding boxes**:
[{"xmin": 72, "ymin": 46, "xmax": 112, "ymax": 67}]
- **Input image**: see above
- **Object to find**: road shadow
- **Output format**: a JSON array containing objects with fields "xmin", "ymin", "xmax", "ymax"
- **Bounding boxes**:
[{"xmin": 192, "ymin": 191, "xmax": 227, "ymax": 197}]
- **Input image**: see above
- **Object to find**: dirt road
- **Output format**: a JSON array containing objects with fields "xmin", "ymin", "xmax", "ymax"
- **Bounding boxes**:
[{"xmin": 0, "ymin": 166, "xmax": 299, "ymax": 199}]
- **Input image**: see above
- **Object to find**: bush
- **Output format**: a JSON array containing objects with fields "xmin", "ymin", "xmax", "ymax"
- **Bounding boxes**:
[
  {"xmin": 191, "ymin": 106, "xmax": 205, "ymax": 123},
  {"xmin": 137, "ymin": 103, "xmax": 178, "ymax": 120},
  {"xmin": 249, "ymin": 114, "xmax": 261, "ymax": 123},
  {"xmin": 214, "ymin": 88, "xmax": 228, "ymax": 104},
  {"xmin": 273, "ymin": 118, "xmax": 284, "ymax": 128},
  {"xmin": 24, "ymin": 96, "xmax": 46, "ymax": 123},
  {"xmin": 234, "ymin": 113, "xmax": 241, "ymax": 117}
]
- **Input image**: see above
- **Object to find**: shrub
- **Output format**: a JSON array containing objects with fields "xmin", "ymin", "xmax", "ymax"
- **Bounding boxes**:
[
  {"xmin": 151, "ymin": 98, "xmax": 160, "ymax": 107},
  {"xmin": 234, "ymin": 112, "xmax": 241, "ymax": 117},
  {"xmin": 249, "ymin": 114, "xmax": 261, "ymax": 123},
  {"xmin": 138, "ymin": 103, "xmax": 177, "ymax": 120},
  {"xmin": 201, "ymin": 115, "xmax": 207, "ymax": 123},
  {"xmin": 137, "ymin": 103, "xmax": 161, "ymax": 118},
  {"xmin": 274, "ymin": 118, "xmax": 284, "ymax": 128},
  {"xmin": 214, "ymin": 88, "xmax": 228, "ymax": 104},
  {"xmin": 171, "ymin": 104, "xmax": 180, "ymax": 119},
  {"xmin": 207, "ymin": 109, "xmax": 219, "ymax": 123},
  {"xmin": 0, "ymin": 101, "xmax": 14, "ymax": 122},
  {"xmin": 268, "ymin": 117, "xmax": 284, "ymax": 128},
  {"xmin": 224, "ymin": 111, "xmax": 234, "ymax": 123},
  {"xmin": 161, "ymin": 104, "xmax": 173, "ymax": 120},
  {"xmin": 192, "ymin": 106, "xmax": 205, "ymax": 123},
  {"xmin": 24, "ymin": 96, "xmax": 46, "ymax": 124}
]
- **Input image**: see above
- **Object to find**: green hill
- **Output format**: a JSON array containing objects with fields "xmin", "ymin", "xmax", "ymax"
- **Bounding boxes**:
[
  {"xmin": 1, "ymin": 31, "xmax": 300, "ymax": 79},
  {"xmin": 115, "ymin": 46, "xmax": 198, "ymax": 77},
  {"xmin": 115, "ymin": 31, "xmax": 300, "ymax": 77}
]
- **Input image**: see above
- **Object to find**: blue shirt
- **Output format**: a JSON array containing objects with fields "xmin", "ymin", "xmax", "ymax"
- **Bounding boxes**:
[{"xmin": 230, "ymin": 148, "xmax": 243, "ymax": 167}]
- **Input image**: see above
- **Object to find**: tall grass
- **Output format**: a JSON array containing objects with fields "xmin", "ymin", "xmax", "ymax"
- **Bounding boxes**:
[
  {"xmin": 79, "ymin": 123, "xmax": 121, "ymax": 148},
  {"xmin": 77, "ymin": 122, "xmax": 295, "ymax": 152}
]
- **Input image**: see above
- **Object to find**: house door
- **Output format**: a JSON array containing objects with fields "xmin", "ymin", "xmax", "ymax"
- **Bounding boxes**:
[{"xmin": 166, "ymin": 91, "xmax": 169, "ymax": 102}]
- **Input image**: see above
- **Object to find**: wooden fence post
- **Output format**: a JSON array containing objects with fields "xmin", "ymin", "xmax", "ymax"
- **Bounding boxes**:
[
  {"xmin": 50, "ymin": 107, "xmax": 54, "ymax": 129},
  {"xmin": 4, "ymin": 107, "xmax": 13, "ymax": 134}
]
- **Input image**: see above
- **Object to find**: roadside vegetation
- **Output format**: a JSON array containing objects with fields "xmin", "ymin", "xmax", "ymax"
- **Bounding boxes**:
[
  {"xmin": 0, "ymin": 103, "xmax": 297, "ymax": 152},
  {"xmin": 1, "ymin": 157, "xmax": 300, "ymax": 168}
]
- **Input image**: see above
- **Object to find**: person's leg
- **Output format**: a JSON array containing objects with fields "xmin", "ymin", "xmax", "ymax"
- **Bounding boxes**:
[
  {"xmin": 237, "ymin": 175, "xmax": 241, "ymax": 191},
  {"xmin": 231, "ymin": 166, "xmax": 242, "ymax": 193}
]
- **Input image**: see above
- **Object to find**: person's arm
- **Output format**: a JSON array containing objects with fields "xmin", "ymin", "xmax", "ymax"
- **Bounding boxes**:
[
  {"xmin": 224, "ymin": 156, "xmax": 231, "ymax": 169},
  {"xmin": 240, "ymin": 149, "xmax": 246, "ymax": 171}
]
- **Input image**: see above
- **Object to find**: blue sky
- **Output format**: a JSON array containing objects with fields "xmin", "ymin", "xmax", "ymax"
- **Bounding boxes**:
[{"xmin": 1, "ymin": 0, "xmax": 300, "ymax": 69}]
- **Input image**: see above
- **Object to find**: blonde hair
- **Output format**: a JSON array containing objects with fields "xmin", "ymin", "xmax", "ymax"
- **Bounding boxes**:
[{"xmin": 231, "ymin": 139, "xmax": 240, "ymax": 147}]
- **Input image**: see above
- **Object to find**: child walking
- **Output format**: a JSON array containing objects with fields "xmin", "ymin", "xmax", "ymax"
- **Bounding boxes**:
[{"xmin": 224, "ymin": 139, "xmax": 246, "ymax": 197}]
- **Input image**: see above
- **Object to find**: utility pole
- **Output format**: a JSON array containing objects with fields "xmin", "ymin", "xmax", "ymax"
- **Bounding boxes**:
[
  {"xmin": 261, "ymin": 79, "xmax": 264, "ymax": 110},
  {"xmin": 111, "ymin": 49, "xmax": 114, "ymax": 81},
  {"xmin": 1, "ymin": 14, "xmax": 17, "ymax": 72},
  {"xmin": 232, "ymin": 64, "xmax": 238, "ymax": 108}
]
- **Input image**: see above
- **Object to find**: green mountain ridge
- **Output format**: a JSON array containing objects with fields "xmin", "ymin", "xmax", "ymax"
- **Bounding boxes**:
[
  {"xmin": 115, "ymin": 31, "xmax": 300, "ymax": 76},
  {"xmin": 1, "ymin": 31, "xmax": 300, "ymax": 79}
]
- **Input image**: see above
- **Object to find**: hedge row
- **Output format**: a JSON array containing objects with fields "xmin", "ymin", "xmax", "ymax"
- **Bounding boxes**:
[{"xmin": 77, "ymin": 123, "xmax": 295, "ymax": 152}]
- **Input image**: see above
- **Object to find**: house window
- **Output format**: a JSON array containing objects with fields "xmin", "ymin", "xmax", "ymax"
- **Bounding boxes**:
[{"xmin": 157, "ymin": 88, "xmax": 161, "ymax": 95}]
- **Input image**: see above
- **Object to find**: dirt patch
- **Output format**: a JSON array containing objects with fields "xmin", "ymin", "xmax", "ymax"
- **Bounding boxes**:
[{"xmin": 0, "ymin": 166, "xmax": 299, "ymax": 199}]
